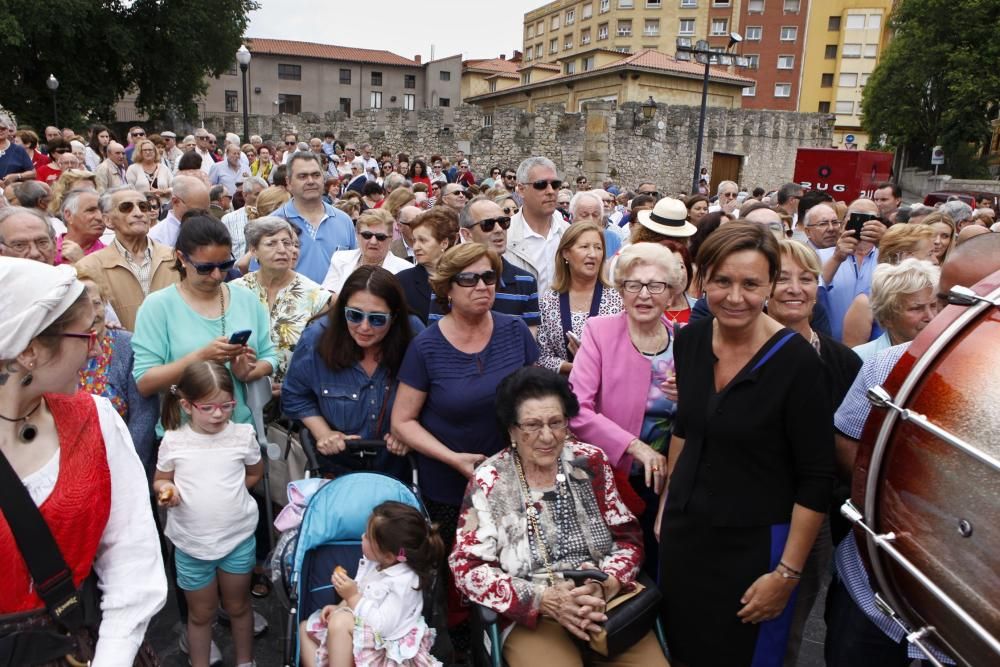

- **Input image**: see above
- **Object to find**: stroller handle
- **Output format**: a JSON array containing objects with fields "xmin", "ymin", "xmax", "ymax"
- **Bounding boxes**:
[{"xmin": 345, "ymin": 439, "xmax": 387, "ymax": 452}]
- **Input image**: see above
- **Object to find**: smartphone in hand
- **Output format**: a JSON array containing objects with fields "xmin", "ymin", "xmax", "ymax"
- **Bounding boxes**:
[
  {"xmin": 228, "ymin": 329, "xmax": 252, "ymax": 346},
  {"xmin": 847, "ymin": 212, "xmax": 878, "ymax": 240}
]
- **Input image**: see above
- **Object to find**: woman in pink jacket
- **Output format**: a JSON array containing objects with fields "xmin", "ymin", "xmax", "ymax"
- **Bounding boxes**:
[{"xmin": 568, "ymin": 242, "xmax": 683, "ymax": 571}]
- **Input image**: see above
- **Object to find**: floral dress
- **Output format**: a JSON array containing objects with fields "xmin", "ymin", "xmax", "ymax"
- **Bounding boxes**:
[
  {"xmin": 536, "ymin": 288, "xmax": 623, "ymax": 372},
  {"xmin": 232, "ymin": 271, "xmax": 331, "ymax": 383}
]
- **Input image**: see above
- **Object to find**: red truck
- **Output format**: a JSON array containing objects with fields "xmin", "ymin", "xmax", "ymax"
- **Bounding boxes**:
[{"xmin": 793, "ymin": 148, "xmax": 894, "ymax": 201}]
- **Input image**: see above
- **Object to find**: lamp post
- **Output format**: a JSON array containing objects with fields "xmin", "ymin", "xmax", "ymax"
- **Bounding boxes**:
[
  {"xmin": 676, "ymin": 33, "xmax": 753, "ymax": 193},
  {"xmin": 236, "ymin": 45, "xmax": 251, "ymax": 138},
  {"xmin": 45, "ymin": 74, "xmax": 59, "ymax": 127}
]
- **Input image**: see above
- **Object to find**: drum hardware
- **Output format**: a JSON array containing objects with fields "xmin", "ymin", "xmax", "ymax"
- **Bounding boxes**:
[
  {"xmin": 946, "ymin": 285, "xmax": 1000, "ymax": 307},
  {"xmin": 872, "ymin": 593, "xmax": 947, "ymax": 667},
  {"xmin": 866, "ymin": 386, "xmax": 1000, "ymax": 474},
  {"xmin": 957, "ymin": 519, "xmax": 973, "ymax": 538},
  {"xmin": 842, "ymin": 499, "xmax": 1000, "ymax": 661}
]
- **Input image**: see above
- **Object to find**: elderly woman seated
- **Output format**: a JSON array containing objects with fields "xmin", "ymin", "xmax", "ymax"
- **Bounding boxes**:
[{"xmin": 450, "ymin": 367, "xmax": 667, "ymax": 667}]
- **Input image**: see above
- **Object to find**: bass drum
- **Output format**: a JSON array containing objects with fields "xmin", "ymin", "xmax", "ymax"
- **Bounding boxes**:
[{"xmin": 852, "ymin": 271, "xmax": 1000, "ymax": 666}]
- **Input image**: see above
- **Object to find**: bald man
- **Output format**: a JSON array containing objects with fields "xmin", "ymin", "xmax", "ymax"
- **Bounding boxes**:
[{"xmin": 95, "ymin": 141, "xmax": 128, "ymax": 191}]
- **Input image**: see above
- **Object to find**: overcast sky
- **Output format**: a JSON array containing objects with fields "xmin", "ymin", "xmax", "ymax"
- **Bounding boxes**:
[{"xmin": 246, "ymin": 0, "xmax": 541, "ymax": 62}]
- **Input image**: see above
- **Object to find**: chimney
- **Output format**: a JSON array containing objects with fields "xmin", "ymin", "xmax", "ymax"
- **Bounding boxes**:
[
  {"xmin": 414, "ymin": 54, "xmax": 422, "ymax": 64},
  {"xmin": 512, "ymin": 49, "xmax": 523, "ymax": 61},
  {"xmin": 500, "ymin": 54, "xmax": 506, "ymax": 61}
]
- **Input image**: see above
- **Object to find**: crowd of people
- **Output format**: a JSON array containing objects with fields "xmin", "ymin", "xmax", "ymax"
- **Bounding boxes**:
[{"xmin": 1, "ymin": 114, "xmax": 997, "ymax": 667}]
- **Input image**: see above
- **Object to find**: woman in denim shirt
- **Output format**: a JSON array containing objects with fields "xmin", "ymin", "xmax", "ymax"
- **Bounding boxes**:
[{"xmin": 282, "ymin": 265, "xmax": 413, "ymax": 479}]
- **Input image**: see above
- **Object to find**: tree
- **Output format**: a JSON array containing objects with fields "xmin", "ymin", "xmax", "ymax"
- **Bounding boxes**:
[
  {"xmin": 0, "ymin": 0, "xmax": 258, "ymax": 130},
  {"xmin": 861, "ymin": 0, "xmax": 1000, "ymax": 174}
]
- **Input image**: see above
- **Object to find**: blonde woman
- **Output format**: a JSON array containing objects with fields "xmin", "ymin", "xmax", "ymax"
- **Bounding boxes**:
[
  {"xmin": 918, "ymin": 210, "xmax": 956, "ymax": 265},
  {"xmin": 126, "ymin": 138, "xmax": 172, "ymax": 196}
]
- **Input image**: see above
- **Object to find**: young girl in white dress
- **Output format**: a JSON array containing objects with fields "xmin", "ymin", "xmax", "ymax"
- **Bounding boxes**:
[{"xmin": 299, "ymin": 501, "xmax": 444, "ymax": 667}]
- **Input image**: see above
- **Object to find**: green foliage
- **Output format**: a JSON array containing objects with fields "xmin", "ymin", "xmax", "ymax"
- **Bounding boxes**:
[
  {"xmin": 0, "ymin": 0, "xmax": 258, "ymax": 129},
  {"xmin": 861, "ymin": 0, "xmax": 1000, "ymax": 167}
]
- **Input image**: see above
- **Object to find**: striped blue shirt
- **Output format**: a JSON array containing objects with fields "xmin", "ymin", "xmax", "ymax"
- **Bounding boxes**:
[{"xmin": 428, "ymin": 257, "xmax": 540, "ymax": 326}]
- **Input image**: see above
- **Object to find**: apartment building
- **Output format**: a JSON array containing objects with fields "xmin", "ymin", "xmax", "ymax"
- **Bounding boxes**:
[
  {"xmin": 201, "ymin": 39, "xmax": 462, "ymax": 117},
  {"xmin": 522, "ymin": 0, "xmax": 744, "ymax": 66},
  {"xmin": 737, "ymin": 0, "xmax": 811, "ymax": 112}
]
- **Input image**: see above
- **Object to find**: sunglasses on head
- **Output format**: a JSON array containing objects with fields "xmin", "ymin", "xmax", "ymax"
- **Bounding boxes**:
[
  {"xmin": 530, "ymin": 179, "xmax": 563, "ymax": 191},
  {"xmin": 502, "ymin": 206, "xmax": 519, "ymax": 215},
  {"xmin": 473, "ymin": 216, "xmax": 511, "ymax": 232},
  {"xmin": 344, "ymin": 307, "xmax": 391, "ymax": 328},
  {"xmin": 359, "ymin": 230, "xmax": 389, "ymax": 241},
  {"xmin": 452, "ymin": 270, "xmax": 498, "ymax": 288},
  {"xmin": 118, "ymin": 200, "xmax": 151, "ymax": 213},
  {"xmin": 182, "ymin": 253, "xmax": 236, "ymax": 275}
]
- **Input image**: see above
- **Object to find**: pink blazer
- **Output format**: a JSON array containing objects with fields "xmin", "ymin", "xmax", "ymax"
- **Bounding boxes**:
[{"xmin": 568, "ymin": 312, "xmax": 672, "ymax": 472}]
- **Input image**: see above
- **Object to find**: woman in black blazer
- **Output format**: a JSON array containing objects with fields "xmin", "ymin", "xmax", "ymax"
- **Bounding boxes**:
[{"xmin": 395, "ymin": 207, "xmax": 459, "ymax": 323}]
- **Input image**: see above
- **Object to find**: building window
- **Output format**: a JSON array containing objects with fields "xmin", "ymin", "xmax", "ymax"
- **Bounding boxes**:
[
  {"xmin": 821, "ymin": 73, "xmax": 834, "ymax": 87},
  {"xmin": 598, "ymin": 22, "xmax": 609, "ymax": 39},
  {"xmin": 835, "ymin": 100, "xmax": 854, "ymax": 115},
  {"xmin": 535, "ymin": 43, "xmax": 543, "ymax": 57},
  {"xmin": 783, "ymin": 0, "xmax": 800, "ymax": 12},
  {"xmin": 863, "ymin": 43, "xmax": 878, "ymax": 58},
  {"xmin": 371, "ymin": 71, "xmax": 382, "ymax": 86},
  {"xmin": 521, "ymin": 72, "xmax": 532, "ymax": 85},
  {"xmin": 780, "ymin": 26, "xmax": 797, "ymax": 41},
  {"xmin": 565, "ymin": 61, "xmax": 576, "ymax": 74},
  {"xmin": 527, "ymin": 25, "xmax": 534, "ymax": 38},
  {"xmin": 440, "ymin": 70, "xmax": 451, "ymax": 81},
  {"xmin": 867, "ymin": 14, "xmax": 882, "ymax": 29},
  {"xmin": 226, "ymin": 63, "xmax": 237, "ymax": 76},
  {"xmin": 745, "ymin": 54, "xmax": 759, "ymax": 69},
  {"xmin": 537, "ymin": 20, "xmax": 544, "ymax": 34},
  {"xmin": 278, "ymin": 63, "xmax": 302, "ymax": 80},
  {"xmin": 818, "ymin": 101, "xmax": 830, "ymax": 113},
  {"xmin": 712, "ymin": 0, "xmax": 730, "ymax": 5},
  {"xmin": 225, "ymin": 90, "xmax": 238, "ymax": 112},
  {"xmin": 581, "ymin": 28, "xmax": 592, "ymax": 44},
  {"xmin": 552, "ymin": 15, "xmax": 560, "ymax": 29},
  {"xmin": 646, "ymin": 0, "xmax": 662, "ymax": 7},
  {"xmin": 774, "ymin": 83, "xmax": 791, "ymax": 97},
  {"xmin": 846, "ymin": 14, "xmax": 865, "ymax": 30},
  {"xmin": 583, "ymin": 55, "xmax": 595, "ymax": 70},
  {"xmin": 747, "ymin": 0, "xmax": 763, "ymax": 13},
  {"xmin": 617, "ymin": 20, "xmax": 632, "ymax": 36},
  {"xmin": 278, "ymin": 93, "xmax": 301, "ymax": 114},
  {"xmin": 583, "ymin": 3, "xmax": 593, "ymax": 19},
  {"xmin": 339, "ymin": 68, "xmax": 351, "ymax": 84},
  {"xmin": 439, "ymin": 98, "xmax": 450, "ymax": 107},
  {"xmin": 525, "ymin": 50, "xmax": 533, "ymax": 61},
  {"xmin": 711, "ymin": 19, "xmax": 728, "ymax": 36},
  {"xmin": 619, "ymin": 0, "xmax": 634, "ymax": 7},
  {"xmin": 644, "ymin": 19, "xmax": 659, "ymax": 36},
  {"xmin": 550, "ymin": 38, "xmax": 559, "ymax": 53},
  {"xmin": 745, "ymin": 26, "xmax": 762, "ymax": 40},
  {"xmin": 679, "ymin": 19, "xmax": 696, "ymax": 35},
  {"xmin": 824, "ymin": 45, "xmax": 837, "ymax": 59},
  {"xmin": 566, "ymin": 8, "xmax": 575, "ymax": 24},
  {"xmin": 860, "ymin": 73, "xmax": 870, "ymax": 86},
  {"xmin": 839, "ymin": 72, "xmax": 858, "ymax": 87},
  {"xmin": 403, "ymin": 93, "xmax": 415, "ymax": 110},
  {"xmin": 600, "ymin": 0, "xmax": 610, "ymax": 13},
  {"xmin": 370, "ymin": 91, "xmax": 382, "ymax": 109},
  {"xmin": 565, "ymin": 35, "xmax": 573, "ymax": 49},
  {"xmin": 828, "ymin": 16, "xmax": 841, "ymax": 31},
  {"xmin": 680, "ymin": 0, "xmax": 697, "ymax": 6},
  {"xmin": 404, "ymin": 74, "xmax": 416, "ymax": 89},
  {"xmin": 339, "ymin": 98, "xmax": 351, "ymax": 116},
  {"xmin": 842, "ymin": 43, "xmax": 862, "ymax": 58},
  {"xmin": 777, "ymin": 55, "xmax": 794, "ymax": 69},
  {"xmin": 489, "ymin": 79, "xmax": 498, "ymax": 92},
  {"xmin": 483, "ymin": 114, "xmax": 493, "ymax": 127},
  {"xmin": 742, "ymin": 83, "xmax": 756, "ymax": 97}
]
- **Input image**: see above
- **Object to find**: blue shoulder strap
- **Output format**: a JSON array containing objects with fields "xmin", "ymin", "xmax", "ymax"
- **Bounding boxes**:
[{"xmin": 751, "ymin": 330, "xmax": 798, "ymax": 372}]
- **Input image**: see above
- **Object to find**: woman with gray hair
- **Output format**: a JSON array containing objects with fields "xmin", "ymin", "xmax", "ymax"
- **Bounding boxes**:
[
  {"xmin": 232, "ymin": 216, "xmax": 331, "ymax": 389},
  {"xmin": 853, "ymin": 258, "xmax": 939, "ymax": 363}
]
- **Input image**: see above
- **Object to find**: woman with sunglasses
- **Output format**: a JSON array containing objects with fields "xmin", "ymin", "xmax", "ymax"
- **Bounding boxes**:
[
  {"xmin": 321, "ymin": 209, "xmax": 412, "ymax": 294},
  {"xmin": 126, "ymin": 138, "xmax": 172, "ymax": 197},
  {"xmin": 283, "ymin": 265, "xmax": 414, "ymax": 479},
  {"xmin": 493, "ymin": 193, "xmax": 520, "ymax": 218},
  {"xmin": 0, "ymin": 258, "xmax": 166, "ymax": 665},
  {"xmin": 392, "ymin": 243, "xmax": 539, "ymax": 572}
]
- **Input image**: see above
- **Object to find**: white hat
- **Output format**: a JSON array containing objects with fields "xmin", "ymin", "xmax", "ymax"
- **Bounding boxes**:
[
  {"xmin": 0, "ymin": 258, "xmax": 84, "ymax": 359},
  {"xmin": 161, "ymin": 131, "xmax": 177, "ymax": 139},
  {"xmin": 636, "ymin": 197, "xmax": 697, "ymax": 238}
]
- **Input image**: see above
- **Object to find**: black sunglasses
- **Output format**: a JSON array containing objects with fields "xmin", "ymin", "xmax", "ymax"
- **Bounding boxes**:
[
  {"xmin": 530, "ymin": 179, "xmax": 563, "ymax": 191},
  {"xmin": 118, "ymin": 200, "xmax": 151, "ymax": 213},
  {"xmin": 473, "ymin": 216, "xmax": 511, "ymax": 232},
  {"xmin": 452, "ymin": 270, "xmax": 498, "ymax": 287},
  {"xmin": 285, "ymin": 141, "xmax": 296, "ymax": 146},
  {"xmin": 445, "ymin": 189, "xmax": 467, "ymax": 198},
  {"xmin": 182, "ymin": 253, "xmax": 236, "ymax": 275},
  {"xmin": 359, "ymin": 230, "xmax": 389, "ymax": 241}
]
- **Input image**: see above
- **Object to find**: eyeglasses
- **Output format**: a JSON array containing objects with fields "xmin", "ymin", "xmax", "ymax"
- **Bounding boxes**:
[
  {"xmin": 259, "ymin": 238, "xmax": 296, "ymax": 250},
  {"xmin": 530, "ymin": 179, "xmax": 563, "ymax": 191},
  {"xmin": 622, "ymin": 280, "xmax": 669, "ymax": 294},
  {"xmin": 132, "ymin": 132, "xmax": 145, "ymax": 137},
  {"xmin": 515, "ymin": 418, "xmax": 568, "ymax": 434},
  {"xmin": 191, "ymin": 401, "xmax": 237, "ymax": 414},
  {"xmin": 196, "ymin": 135, "xmax": 209, "ymax": 141},
  {"xmin": 118, "ymin": 200, "xmax": 151, "ymax": 214},
  {"xmin": 1, "ymin": 237, "xmax": 55, "ymax": 254},
  {"xmin": 344, "ymin": 307, "xmax": 392, "ymax": 328},
  {"xmin": 444, "ymin": 189, "xmax": 467, "ymax": 198},
  {"xmin": 182, "ymin": 253, "xmax": 236, "ymax": 275},
  {"xmin": 359, "ymin": 230, "xmax": 390, "ymax": 241},
  {"xmin": 804, "ymin": 219, "xmax": 841, "ymax": 230},
  {"xmin": 452, "ymin": 270, "xmax": 498, "ymax": 287},
  {"xmin": 60, "ymin": 329, "xmax": 98, "ymax": 353},
  {"xmin": 472, "ymin": 216, "xmax": 511, "ymax": 232},
  {"xmin": 503, "ymin": 206, "xmax": 519, "ymax": 216},
  {"xmin": 640, "ymin": 191, "xmax": 659, "ymax": 199},
  {"xmin": 285, "ymin": 141, "xmax": 296, "ymax": 146},
  {"xmin": 504, "ymin": 174, "xmax": 516, "ymax": 180}
]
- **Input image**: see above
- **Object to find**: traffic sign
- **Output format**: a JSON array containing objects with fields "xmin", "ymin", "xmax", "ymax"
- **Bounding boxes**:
[
  {"xmin": 931, "ymin": 146, "xmax": 945, "ymax": 165},
  {"xmin": 845, "ymin": 134, "xmax": 856, "ymax": 144}
]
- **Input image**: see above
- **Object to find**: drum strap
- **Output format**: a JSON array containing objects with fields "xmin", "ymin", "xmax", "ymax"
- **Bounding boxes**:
[
  {"xmin": 0, "ymin": 449, "xmax": 87, "ymax": 632},
  {"xmin": 751, "ymin": 330, "xmax": 798, "ymax": 372}
]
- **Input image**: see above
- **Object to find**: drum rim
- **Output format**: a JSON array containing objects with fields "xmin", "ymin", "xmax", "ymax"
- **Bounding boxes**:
[{"xmin": 864, "ymin": 282, "xmax": 1000, "ymax": 661}]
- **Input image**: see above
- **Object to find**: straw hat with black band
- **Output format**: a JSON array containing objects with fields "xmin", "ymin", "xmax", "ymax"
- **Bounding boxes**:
[{"xmin": 636, "ymin": 197, "xmax": 698, "ymax": 238}]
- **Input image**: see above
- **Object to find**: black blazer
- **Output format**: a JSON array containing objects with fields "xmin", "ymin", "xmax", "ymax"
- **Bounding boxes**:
[
  {"xmin": 817, "ymin": 333, "xmax": 862, "ymax": 409},
  {"xmin": 396, "ymin": 263, "xmax": 432, "ymax": 324}
]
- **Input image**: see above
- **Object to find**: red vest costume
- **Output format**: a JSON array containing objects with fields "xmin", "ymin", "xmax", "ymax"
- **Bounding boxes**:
[{"xmin": 0, "ymin": 393, "xmax": 111, "ymax": 613}]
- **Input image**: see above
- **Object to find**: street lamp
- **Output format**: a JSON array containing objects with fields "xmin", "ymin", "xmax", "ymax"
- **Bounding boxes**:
[
  {"xmin": 236, "ymin": 45, "xmax": 251, "ymax": 138},
  {"xmin": 676, "ymin": 32, "xmax": 753, "ymax": 193},
  {"xmin": 45, "ymin": 74, "xmax": 59, "ymax": 127}
]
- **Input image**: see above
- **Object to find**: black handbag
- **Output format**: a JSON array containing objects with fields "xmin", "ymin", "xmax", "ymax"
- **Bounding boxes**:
[{"xmin": 564, "ymin": 569, "xmax": 662, "ymax": 658}]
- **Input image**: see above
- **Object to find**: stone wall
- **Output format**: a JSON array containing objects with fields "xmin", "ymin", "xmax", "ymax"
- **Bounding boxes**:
[{"xmin": 202, "ymin": 102, "xmax": 834, "ymax": 193}]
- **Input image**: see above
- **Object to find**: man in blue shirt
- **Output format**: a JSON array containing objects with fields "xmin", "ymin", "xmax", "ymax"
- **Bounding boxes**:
[{"xmin": 273, "ymin": 152, "xmax": 356, "ymax": 284}]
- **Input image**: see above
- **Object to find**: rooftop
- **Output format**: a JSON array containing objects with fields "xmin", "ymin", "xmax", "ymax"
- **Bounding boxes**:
[
  {"xmin": 463, "ymin": 57, "xmax": 520, "ymax": 75},
  {"xmin": 596, "ymin": 49, "xmax": 754, "ymax": 85},
  {"xmin": 245, "ymin": 38, "xmax": 419, "ymax": 67}
]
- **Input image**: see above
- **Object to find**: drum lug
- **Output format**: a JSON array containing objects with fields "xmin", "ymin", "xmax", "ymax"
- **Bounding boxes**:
[
  {"xmin": 841, "ymin": 501, "xmax": 895, "ymax": 543},
  {"xmin": 873, "ymin": 594, "xmax": 947, "ymax": 667},
  {"xmin": 957, "ymin": 519, "xmax": 973, "ymax": 538},
  {"xmin": 867, "ymin": 385, "xmax": 892, "ymax": 408}
]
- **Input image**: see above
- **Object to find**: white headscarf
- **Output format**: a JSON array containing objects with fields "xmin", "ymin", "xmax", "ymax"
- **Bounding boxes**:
[{"xmin": 0, "ymin": 257, "xmax": 84, "ymax": 359}]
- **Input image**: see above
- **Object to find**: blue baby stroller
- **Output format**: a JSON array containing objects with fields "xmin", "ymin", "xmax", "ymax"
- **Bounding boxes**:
[{"xmin": 271, "ymin": 467, "xmax": 448, "ymax": 666}]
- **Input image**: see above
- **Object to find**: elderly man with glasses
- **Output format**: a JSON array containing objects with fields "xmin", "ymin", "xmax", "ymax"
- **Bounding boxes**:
[
  {"xmin": 438, "ymin": 183, "xmax": 468, "ymax": 212},
  {"xmin": 192, "ymin": 130, "xmax": 216, "ymax": 175},
  {"xmin": 504, "ymin": 156, "xmax": 569, "ymax": 294}
]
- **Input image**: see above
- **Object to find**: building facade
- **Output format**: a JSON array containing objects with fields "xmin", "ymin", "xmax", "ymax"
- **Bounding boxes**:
[
  {"xmin": 736, "ymin": 0, "xmax": 811, "ymax": 112},
  {"xmin": 201, "ymin": 39, "xmax": 462, "ymax": 118}
]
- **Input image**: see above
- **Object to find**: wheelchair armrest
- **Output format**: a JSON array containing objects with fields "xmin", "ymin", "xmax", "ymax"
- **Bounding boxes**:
[{"xmin": 474, "ymin": 603, "xmax": 499, "ymax": 625}]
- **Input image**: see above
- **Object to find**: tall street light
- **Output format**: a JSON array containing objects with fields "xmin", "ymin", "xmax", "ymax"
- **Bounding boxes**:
[
  {"xmin": 676, "ymin": 33, "xmax": 754, "ymax": 193},
  {"xmin": 46, "ymin": 74, "xmax": 59, "ymax": 127},
  {"xmin": 236, "ymin": 45, "xmax": 251, "ymax": 139}
]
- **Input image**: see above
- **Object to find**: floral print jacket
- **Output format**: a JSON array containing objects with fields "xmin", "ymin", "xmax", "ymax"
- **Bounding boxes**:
[{"xmin": 449, "ymin": 440, "xmax": 643, "ymax": 630}]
